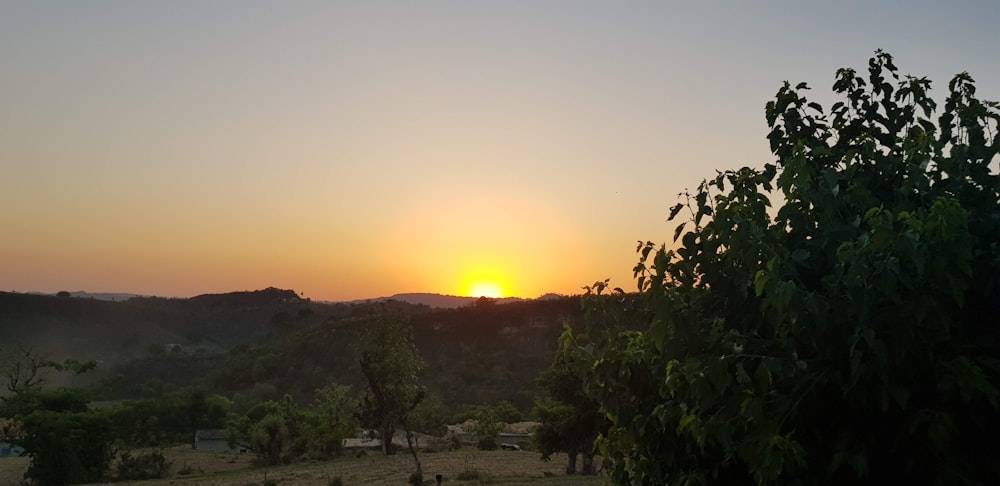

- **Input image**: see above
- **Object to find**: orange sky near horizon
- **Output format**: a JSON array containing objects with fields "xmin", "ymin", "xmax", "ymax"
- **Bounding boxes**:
[{"xmin": 2, "ymin": 2, "xmax": 998, "ymax": 301}]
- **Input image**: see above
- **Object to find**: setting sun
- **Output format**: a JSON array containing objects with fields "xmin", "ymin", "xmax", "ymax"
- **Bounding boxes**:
[
  {"xmin": 467, "ymin": 281, "xmax": 505, "ymax": 298},
  {"xmin": 456, "ymin": 263, "xmax": 513, "ymax": 298}
]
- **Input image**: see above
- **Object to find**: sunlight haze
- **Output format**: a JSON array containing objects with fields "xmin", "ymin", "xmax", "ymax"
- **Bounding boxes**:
[{"xmin": 2, "ymin": 1, "xmax": 998, "ymax": 300}]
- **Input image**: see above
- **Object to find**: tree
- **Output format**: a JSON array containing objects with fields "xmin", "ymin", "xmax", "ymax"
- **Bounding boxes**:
[
  {"xmin": 533, "ymin": 323, "xmax": 607, "ymax": 475},
  {"xmin": 356, "ymin": 317, "xmax": 426, "ymax": 472},
  {"xmin": 407, "ymin": 392, "xmax": 450, "ymax": 438},
  {"xmin": 583, "ymin": 51, "xmax": 1000, "ymax": 485},
  {"xmin": 109, "ymin": 388, "xmax": 232, "ymax": 447},
  {"xmin": 228, "ymin": 398, "xmax": 295, "ymax": 465},
  {"xmin": 305, "ymin": 384, "xmax": 358, "ymax": 458},
  {"xmin": 17, "ymin": 391, "xmax": 116, "ymax": 485},
  {"xmin": 227, "ymin": 389, "xmax": 357, "ymax": 465},
  {"xmin": 1, "ymin": 344, "xmax": 95, "ymax": 408}
]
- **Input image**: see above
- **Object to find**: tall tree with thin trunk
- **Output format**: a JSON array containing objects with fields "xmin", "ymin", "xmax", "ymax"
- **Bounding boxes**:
[{"xmin": 356, "ymin": 317, "xmax": 426, "ymax": 474}]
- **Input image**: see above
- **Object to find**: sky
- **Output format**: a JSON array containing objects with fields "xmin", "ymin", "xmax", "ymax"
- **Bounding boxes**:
[{"xmin": 2, "ymin": 1, "xmax": 998, "ymax": 301}]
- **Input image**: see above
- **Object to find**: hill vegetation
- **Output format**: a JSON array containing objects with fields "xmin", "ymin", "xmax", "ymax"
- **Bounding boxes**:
[{"xmin": 0, "ymin": 288, "xmax": 581, "ymax": 413}]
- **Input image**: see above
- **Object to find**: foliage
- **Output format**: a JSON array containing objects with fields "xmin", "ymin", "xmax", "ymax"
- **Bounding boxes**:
[
  {"xmin": 456, "ymin": 400, "xmax": 522, "ymax": 429},
  {"xmin": 408, "ymin": 471, "xmax": 424, "ymax": 485},
  {"xmin": 534, "ymin": 318, "xmax": 615, "ymax": 475},
  {"xmin": 408, "ymin": 393, "xmax": 451, "ymax": 437},
  {"xmin": 228, "ymin": 396, "xmax": 297, "ymax": 465},
  {"xmin": 306, "ymin": 384, "xmax": 359, "ymax": 458},
  {"xmin": 228, "ymin": 389, "xmax": 358, "ymax": 465},
  {"xmin": 356, "ymin": 317, "xmax": 426, "ymax": 457},
  {"xmin": 108, "ymin": 387, "xmax": 231, "ymax": 446},
  {"xmin": 583, "ymin": 51, "xmax": 1000, "ymax": 485},
  {"xmin": 115, "ymin": 449, "xmax": 172, "ymax": 481},
  {"xmin": 477, "ymin": 436, "xmax": 498, "ymax": 451},
  {"xmin": 18, "ymin": 409, "xmax": 117, "ymax": 485},
  {"xmin": 5, "ymin": 290, "xmax": 581, "ymax": 418},
  {"xmin": 0, "ymin": 345, "xmax": 96, "ymax": 416},
  {"xmin": 457, "ymin": 404, "xmax": 503, "ymax": 439}
]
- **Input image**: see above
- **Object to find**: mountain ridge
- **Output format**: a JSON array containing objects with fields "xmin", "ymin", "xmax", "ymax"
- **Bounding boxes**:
[{"xmin": 21, "ymin": 288, "xmax": 569, "ymax": 308}]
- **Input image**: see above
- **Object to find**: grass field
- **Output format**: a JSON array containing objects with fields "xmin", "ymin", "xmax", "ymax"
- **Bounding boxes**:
[{"xmin": 0, "ymin": 446, "xmax": 609, "ymax": 486}]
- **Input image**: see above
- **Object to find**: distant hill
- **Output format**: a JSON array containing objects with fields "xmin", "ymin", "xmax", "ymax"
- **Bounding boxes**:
[
  {"xmin": 369, "ymin": 293, "xmax": 526, "ymax": 308},
  {"xmin": 187, "ymin": 287, "xmax": 303, "ymax": 306},
  {"xmin": 67, "ymin": 291, "xmax": 144, "ymax": 301},
  {"xmin": 344, "ymin": 292, "xmax": 572, "ymax": 308},
  {"xmin": 0, "ymin": 286, "xmax": 595, "ymax": 412},
  {"xmin": 0, "ymin": 288, "xmax": 316, "ymax": 363},
  {"xmin": 24, "ymin": 291, "xmax": 145, "ymax": 301}
]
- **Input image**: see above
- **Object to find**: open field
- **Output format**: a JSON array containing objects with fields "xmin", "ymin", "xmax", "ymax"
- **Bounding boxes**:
[{"xmin": 0, "ymin": 446, "xmax": 608, "ymax": 486}]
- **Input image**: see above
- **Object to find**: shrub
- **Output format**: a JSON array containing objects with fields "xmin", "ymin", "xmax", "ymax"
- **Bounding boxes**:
[
  {"xmin": 477, "ymin": 436, "xmax": 497, "ymax": 451},
  {"xmin": 407, "ymin": 471, "xmax": 423, "ymax": 485},
  {"xmin": 116, "ymin": 450, "xmax": 172, "ymax": 481}
]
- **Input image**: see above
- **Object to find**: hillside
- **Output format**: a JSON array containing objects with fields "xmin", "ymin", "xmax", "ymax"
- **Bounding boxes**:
[
  {"xmin": 0, "ymin": 288, "xmax": 585, "ymax": 413},
  {"xmin": 352, "ymin": 292, "xmax": 530, "ymax": 308},
  {"xmin": 0, "ymin": 288, "xmax": 321, "ymax": 362}
]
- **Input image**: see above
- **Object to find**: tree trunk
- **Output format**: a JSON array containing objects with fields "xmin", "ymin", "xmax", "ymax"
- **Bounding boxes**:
[
  {"xmin": 381, "ymin": 424, "xmax": 395, "ymax": 455},
  {"xmin": 405, "ymin": 429, "xmax": 422, "ymax": 474},
  {"xmin": 581, "ymin": 449, "xmax": 595, "ymax": 475},
  {"xmin": 565, "ymin": 445, "xmax": 578, "ymax": 475}
]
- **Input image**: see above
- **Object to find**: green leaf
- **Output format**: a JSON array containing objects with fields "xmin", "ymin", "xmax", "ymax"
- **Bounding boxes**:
[{"xmin": 753, "ymin": 269, "xmax": 769, "ymax": 297}]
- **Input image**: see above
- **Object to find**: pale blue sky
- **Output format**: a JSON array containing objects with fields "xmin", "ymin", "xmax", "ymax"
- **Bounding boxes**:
[{"xmin": 2, "ymin": 1, "xmax": 998, "ymax": 299}]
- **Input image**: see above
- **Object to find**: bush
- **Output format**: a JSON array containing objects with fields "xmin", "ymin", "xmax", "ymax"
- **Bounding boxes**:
[
  {"xmin": 116, "ymin": 450, "xmax": 172, "ymax": 481},
  {"xmin": 407, "ymin": 471, "xmax": 423, "ymax": 485},
  {"xmin": 19, "ymin": 409, "xmax": 116, "ymax": 485},
  {"xmin": 476, "ymin": 436, "xmax": 497, "ymax": 451}
]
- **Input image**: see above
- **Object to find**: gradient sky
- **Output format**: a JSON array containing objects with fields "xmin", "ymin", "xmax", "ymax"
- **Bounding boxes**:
[{"xmin": 2, "ymin": 1, "xmax": 998, "ymax": 301}]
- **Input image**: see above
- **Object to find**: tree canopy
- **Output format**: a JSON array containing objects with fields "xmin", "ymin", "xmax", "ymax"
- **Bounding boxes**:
[
  {"xmin": 581, "ymin": 51, "xmax": 999, "ymax": 485},
  {"xmin": 356, "ymin": 317, "xmax": 426, "ymax": 461}
]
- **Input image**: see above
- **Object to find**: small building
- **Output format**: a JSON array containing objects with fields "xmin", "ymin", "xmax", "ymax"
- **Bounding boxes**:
[{"xmin": 193, "ymin": 429, "xmax": 238, "ymax": 452}]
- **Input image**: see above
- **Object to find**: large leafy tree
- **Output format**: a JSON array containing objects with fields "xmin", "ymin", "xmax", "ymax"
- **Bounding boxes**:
[
  {"xmin": 584, "ymin": 51, "xmax": 999, "ymax": 485},
  {"xmin": 534, "ymin": 344, "xmax": 605, "ymax": 475},
  {"xmin": 356, "ymin": 317, "xmax": 426, "ymax": 471},
  {"xmin": 17, "ymin": 389, "xmax": 116, "ymax": 486},
  {"xmin": 535, "ymin": 283, "xmax": 648, "ymax": 475}
]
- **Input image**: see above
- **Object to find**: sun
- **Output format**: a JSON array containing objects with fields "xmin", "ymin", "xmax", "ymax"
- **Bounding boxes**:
[{"xmin": 467, "ymin": 281, "xmax": 504, "ymax": 298}]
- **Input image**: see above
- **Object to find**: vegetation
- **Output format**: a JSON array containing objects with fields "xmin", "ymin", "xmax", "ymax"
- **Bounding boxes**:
[
  {"xmin": 356, "ymin": 316, "xmax": 427, "ymax": 479},
  {"xmin": 533, "ymin": 329, "xmax": 605, "ymax": 475},
  {"xmin": 570, "ymin": 51, "xmax": 999, "ymax": 485},
  {"xmin": 115, "ymin": 450, "xmax": 173, "ymax": 481},
  {"xmin": 18, "ymin": 402, "xmax": 116, "ymax": 485},
  {"xmin": 226, "ymin": 388, "xmax": 358, "ymax": 465},
  {"xmin": 108, "ymin": 387, "xmax": 232, "ymax": 446},
  {"xmin": 1, "ymin": 291, "xmax": 581, "ymax": 483}
]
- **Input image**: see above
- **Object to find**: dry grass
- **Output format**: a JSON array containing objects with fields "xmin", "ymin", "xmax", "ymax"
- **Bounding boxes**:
[
  {"xmin": 0, "ymin": 446, "xmax": 607, "ymax": 486},
  {"xmin": 0, "ymin": 455, "xmax": 30, "ymax": 485}
]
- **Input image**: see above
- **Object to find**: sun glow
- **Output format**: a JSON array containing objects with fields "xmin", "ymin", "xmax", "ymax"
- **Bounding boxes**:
[{"xmin": 467, "ymin": 281, "xmax": 505, "ymax": 298}]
